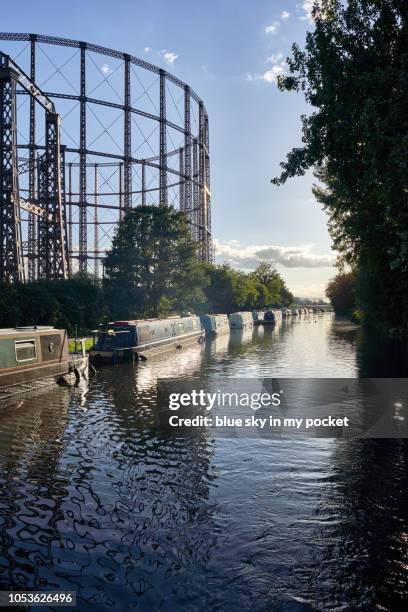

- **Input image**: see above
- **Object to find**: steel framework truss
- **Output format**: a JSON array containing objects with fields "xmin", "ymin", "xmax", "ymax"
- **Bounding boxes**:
[
  {"xmin": 37, "ymin": 113, "xmax": 69, "ymax": 279},
  {"xmin": 0, "ymin": 32, "xmax": 213, "ymax": 282},
  {"xmin": 0, "ymin": 52, "xmax": 67, "ymax": 282}
]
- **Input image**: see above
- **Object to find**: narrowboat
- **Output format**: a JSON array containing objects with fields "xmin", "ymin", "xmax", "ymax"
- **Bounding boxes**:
[
  {"xmin": 252, "ymin": 311, "xmax": 265, "ymax": 324},
  {"xmin": 229, "ymin": 312, "xmax": 254, "ymax": 329},
  {"xmin": 90, "ymin": 315, "xmax": 204, "ymax": 363},
  {"xmin": 200, "ymin": 314, "xmax": 230, "ymax": 336},
  {"xmin": 263, "ymin": 309, "xmax": 283, "ymax": 325},
  {"xmin": 0, "ymin": 326, "xmax": 88, "ymax": 400}
]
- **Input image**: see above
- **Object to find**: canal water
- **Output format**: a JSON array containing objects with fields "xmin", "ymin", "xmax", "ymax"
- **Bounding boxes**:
[{"xmin": 0, "ymin": 314, "xmax": 407, "ymax": 611}]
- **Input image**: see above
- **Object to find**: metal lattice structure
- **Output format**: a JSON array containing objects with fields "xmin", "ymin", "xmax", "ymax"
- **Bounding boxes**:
[{"xmin": 0, "ymin": 32, "xmax": 212, "ymax": 282}]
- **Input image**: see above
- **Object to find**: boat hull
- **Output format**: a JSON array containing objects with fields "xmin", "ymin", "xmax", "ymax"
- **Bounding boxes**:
[
  {"xmin": 229, "ymin": 312, "xmax": 254, "ymax": 329},
  {"xmin": 200, "ymin": 314, "xmax": 230, "ymax": 336},
  {"xmin": 0, "ymin": 355, "xmax": 89, "ymax": 402},
  {"xmin": 90, "ymin": 330, "xmax": 204, "ymax": 364}
]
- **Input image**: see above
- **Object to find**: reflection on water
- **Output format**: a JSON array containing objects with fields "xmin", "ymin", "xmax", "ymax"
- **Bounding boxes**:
[{"xmin": 0, "ymin": 314, "xmax": 407, "ymax": 611}]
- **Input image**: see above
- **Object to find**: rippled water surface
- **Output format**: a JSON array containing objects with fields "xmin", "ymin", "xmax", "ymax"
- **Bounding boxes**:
[{"xmin": 0, "ymin": 315, "xmax": 407, "ymax": 611}]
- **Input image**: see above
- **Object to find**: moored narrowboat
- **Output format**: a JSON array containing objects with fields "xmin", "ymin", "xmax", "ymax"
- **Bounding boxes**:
[
  {"xmin": 252, "ymin": 311, "xmax": 265, "ymax": 324},
  {"xmin": 0, "ymin": 326, "xmax": 89, "ymax": 400},
  {"xmin": 229, "ymin": 312, "xmax": 254, "ymax": 329},
  {"xmin": 200, "ymin": 314, "xmax": 230, "ymax": 336},
  {"xmin": 90, "ymin": 315, "xmax": 204, "ymax": 363},
  {"xmin": 263, "ymin": 309, "xmax": 283, "ymax": 324}
]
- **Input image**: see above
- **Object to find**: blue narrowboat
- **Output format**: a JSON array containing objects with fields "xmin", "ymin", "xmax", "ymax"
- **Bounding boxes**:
[
  {"xmin": 90, "ymin": 315, "xmax": 204, "ymax": 363},
  {"xmin": 200, "ymin": 314, "xmax": 230, "ymax": 336},
  {"xmin": 263, "ymin": 309, "xmax": 283, "ymax": 324}
]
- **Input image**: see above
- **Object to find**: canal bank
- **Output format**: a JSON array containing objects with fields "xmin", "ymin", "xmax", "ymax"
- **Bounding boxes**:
[{"xmin": 0, "ymin": 313, "xmax": 407, "ymax": 611}]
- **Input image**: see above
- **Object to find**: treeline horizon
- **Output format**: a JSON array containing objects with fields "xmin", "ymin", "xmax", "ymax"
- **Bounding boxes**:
[{"xmin": 0, "ymin": 262, "xmax": 293, "ymax": 335}]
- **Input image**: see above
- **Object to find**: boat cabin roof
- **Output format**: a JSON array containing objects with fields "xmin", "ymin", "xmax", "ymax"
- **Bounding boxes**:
[
  {"xmin": 0, "ymin": 326, "xmax": 55, "ymax": 336},
  {"xmin": 109, "ymin": 316, "xmax": 198, "ymax": 326}
]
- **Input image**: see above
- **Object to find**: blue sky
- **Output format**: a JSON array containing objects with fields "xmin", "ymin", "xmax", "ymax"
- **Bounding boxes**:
[{"xmin": 1, "ymin": 0, "xmax": 335, "ymax": 297}]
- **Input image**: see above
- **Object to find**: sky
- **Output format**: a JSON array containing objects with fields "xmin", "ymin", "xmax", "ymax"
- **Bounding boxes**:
[{"xmin": 1, "ymin": 0, "xmax": 336, "ymax": 297}]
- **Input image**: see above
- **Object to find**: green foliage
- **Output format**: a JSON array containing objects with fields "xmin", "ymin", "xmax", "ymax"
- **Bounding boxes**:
[
  {"xmin": 0, "ymin": 284, "xmax": 21, "ymax": 325},
  {"xmin": 203, "ymin": 262, "xmax": 293, "ymax": 313},
  {"xmin": 0, "ymin": 277, "xmax": 106, "ymax": 335},
  {"xmin": 103, "ymin": 205, "xmax": 200, "ymax": 318},
  {"xmin": 251, "ymin": 262, "xmax": 293, "ymax": 308},
  {"xmin": 171, "ymin": 260, "xmax": 210, "ymax": 315},
  {"xmin": 326, "ymin": 272, "xmax": 356, "ymax": 316},
  {"xmin": 273, "ymin": 0, "xmax": 408, "ymax": 329},
  {"xmin": 68, "ymin": 338, "xmax": 94, "ymax": 352}
]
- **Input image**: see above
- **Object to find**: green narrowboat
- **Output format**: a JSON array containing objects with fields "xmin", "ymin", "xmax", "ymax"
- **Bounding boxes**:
[{"xmin": 0, "ymin": 326, "xmax": 88, "ymax": 398}]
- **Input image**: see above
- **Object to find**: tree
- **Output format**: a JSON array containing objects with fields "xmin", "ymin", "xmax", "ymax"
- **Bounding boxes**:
[
  {"xmin": 204, "ymin": 264, "xmax": 238, "ymax": 313},
  {"xmin": 0, "ymin": 278, "xmax": 105, "ymax": 335},
  {"xmin": 251, "ymin": 262, "xmax": 292, "ymax": 307},
  {"xmin": 103, "ymin": 205, "xmax": 199, "ymax": 318},
  {"xmin": 326, "ymin": 272, "xmax": 356, "ymax": 316},
  {"xmin": 280, "ymin": 285, "xmax": 294, "ymax": 308},
  {"xmin": 172, "ymin": 261, "xmax": 210, "ymax": 315},
  {"xmin": 231, "ymin": 270, "xmax": 259, "ymax": 310},
  {"xmin": 202, "ymin": 262, "xmax": 293, "ymax": 313},
  {"xmin": 273, "ymin": 0, "xmax": 408, "ymax": 328}
]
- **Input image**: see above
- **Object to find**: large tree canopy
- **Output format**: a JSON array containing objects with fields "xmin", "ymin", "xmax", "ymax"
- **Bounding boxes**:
[
  {"xmin": 273, "ymin": 0, "xmax": 408, "ymax": 327},
  {"xmin": 103, "ymin": 205, "xmax": 203, "ymax": 318},
  {"xmin": 251, "ymin": 262, "xmax": 293, "ymax": 308}
]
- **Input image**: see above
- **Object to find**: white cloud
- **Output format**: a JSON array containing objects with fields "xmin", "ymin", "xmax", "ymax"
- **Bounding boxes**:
[
  {"xmin": 260, "ymin": 64, "xmax": 286, "ymax": 83},
  {"xmin": 214, "ymin": 239, "xmax": 335, "ymax": 269},
  {"xmin": 101, "ymin": 63, "xmax": 112, "ymax": 76},
  {"xmin": 300, "ymin": 0, "xmax": 314, "ymax": 22},
  {"xmin": 144, "ymin": 47, "xmax": 179, "ymax": 65},
  {"xmin": 300, "ymin": 0, "xmax": 326, "ymax": 23},
  {"xmin": 160, "ymin": 50, "xmax": 179, "ymax": 64},
  {"xmin": 289, "ymin": 281, "xmax": 329, "ymax": 298},
  {"xmin": 266, "ymin": 52, "xmax": 284, "ymax": 64},
  {"xmin": 281, "ymin": 10, "xmax": 291, "ymax": 19},
  {"xmin": 265, "ymin": 22, "xmax": 279, "ymax": 34},
  {"xmin": 247, "ymin": 52, "xmax": 286, "ymax": 84}
]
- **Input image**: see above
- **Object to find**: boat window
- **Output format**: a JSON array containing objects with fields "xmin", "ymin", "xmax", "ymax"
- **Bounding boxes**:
[{"xmin": 15, "ymin": 339, "xmax": 37, "ymax": 362}]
